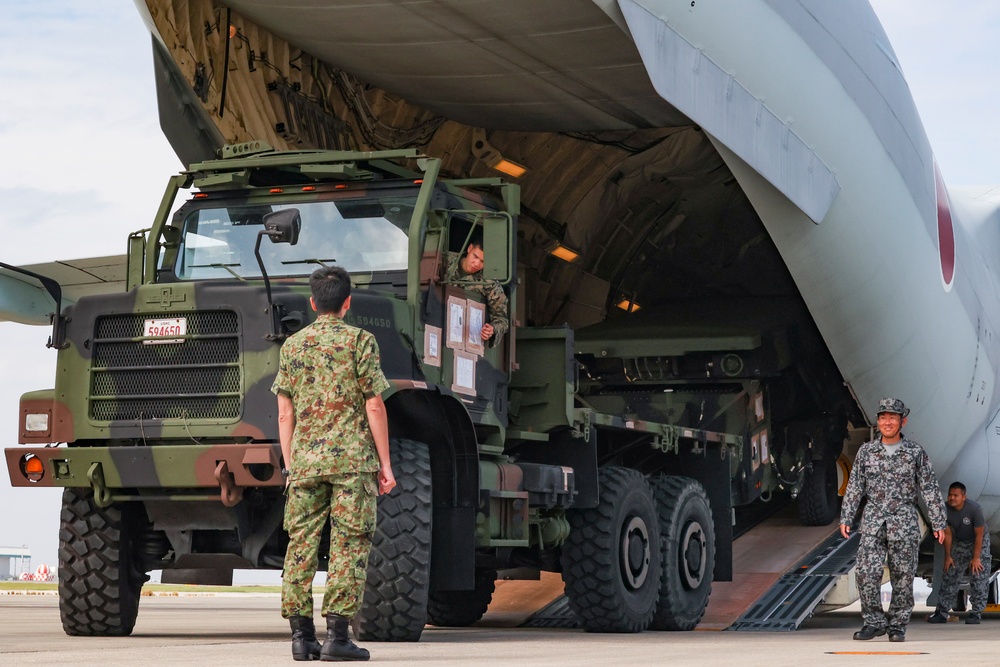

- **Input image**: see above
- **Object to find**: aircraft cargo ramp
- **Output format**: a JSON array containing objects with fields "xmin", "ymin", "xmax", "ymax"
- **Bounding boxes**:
[
  {"xmin": 727, "ymin": 530, "xmax": 859, "ymax": 631},
  {"xmin": 701, "ymin": 512, "xmax": 853, "ymax": 631},
  {"xmin": 479, "ymin": 507, "xmax": 851, "ymax": 631}
]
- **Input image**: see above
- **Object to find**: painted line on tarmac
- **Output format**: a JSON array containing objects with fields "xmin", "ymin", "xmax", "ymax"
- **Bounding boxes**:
[{"xmin": 826, "ymin": 652, "xmax": 927, "ymax": 656}]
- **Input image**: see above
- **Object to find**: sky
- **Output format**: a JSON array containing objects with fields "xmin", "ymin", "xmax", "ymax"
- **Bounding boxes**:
[
  {"xmin": 1, "ymin": 1, "xmax": 998, "ymax": 578},
  {"xmin": 0, "ymin": 2, "xmax": 180, "ymax": 577}
]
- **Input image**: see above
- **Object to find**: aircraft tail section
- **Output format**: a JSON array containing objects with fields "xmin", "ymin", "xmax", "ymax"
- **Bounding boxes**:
[{"xmin": 0, "ymin": 256, "xmax": 126, "ymax": 325}]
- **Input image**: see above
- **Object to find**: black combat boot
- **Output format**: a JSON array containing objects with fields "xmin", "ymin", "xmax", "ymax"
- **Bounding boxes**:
[
  {"xmin": 852, "ymin": 625, "xmax": 886, "ymax": 640},
  {"xmin": 289, "ymin": 615, "xmax": 322, "ymax": 661},
  {"xmin": 320, "ymin": 614, "xmax": 370, "ymax": 662}
]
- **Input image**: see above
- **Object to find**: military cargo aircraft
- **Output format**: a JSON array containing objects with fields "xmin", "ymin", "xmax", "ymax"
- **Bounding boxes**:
[
  {"xmin": 3, "ymin": 0, "xmax": 998, "ymax": 636},
  {"xmin": 116, "ymin": 0, "xmax": 1000, "ymax": 529}
]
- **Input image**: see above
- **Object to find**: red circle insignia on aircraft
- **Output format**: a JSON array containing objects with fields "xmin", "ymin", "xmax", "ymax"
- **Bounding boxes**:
[{"xmin": 934, "ymin": 161, "xmax": 955, "ymax": 290}]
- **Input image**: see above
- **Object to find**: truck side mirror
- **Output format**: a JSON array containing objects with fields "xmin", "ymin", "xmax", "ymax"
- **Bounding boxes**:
[
  {"xmin": 255, "ymin": 208, "xmax": 301, "ymax": 341},
  {"xmin": 482, "ymin": 212, "xmax": 513, "ymax": 284},
  {"xmin": 263, "ymin": 209, "xmax": 301, "ymax": 245}
]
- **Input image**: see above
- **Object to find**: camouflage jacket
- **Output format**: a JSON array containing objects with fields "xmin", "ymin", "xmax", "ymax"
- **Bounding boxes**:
[
  {"xmin": 444, "ymin": 252, "xmax": 509, "ymax": 343},
  {"xmin": 271, "ymin": 314, "xmax": 389, "ymax": 478},
  {"xmin": 840, "ymin": 435, "xmax": 948, "ymax": 540}
]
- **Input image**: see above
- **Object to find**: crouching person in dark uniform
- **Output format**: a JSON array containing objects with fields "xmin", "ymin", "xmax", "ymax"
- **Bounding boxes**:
[
  {"xmin": 927, "ymin": 481, "xmax": 993, "ymax": 625},
  {"xmin": 840, "ymin": 397, "xmax": 948, "ymax": 643},
  {"xmin": 273, "ymin": 266, "xmax": 396, "ymax": 661}
]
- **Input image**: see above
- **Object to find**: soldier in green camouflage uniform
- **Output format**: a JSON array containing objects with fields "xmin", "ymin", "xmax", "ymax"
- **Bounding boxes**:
[
  {"xmin": 273, "ymin": 266, "xmax": 395, "ymax": 662},
  {"xmin": 840, "ymin": 397, "xmax": 947, "ymax": 643},
  {"xmin": 444, "ymin": 239, "xmax": 509, "ymax": 345}
]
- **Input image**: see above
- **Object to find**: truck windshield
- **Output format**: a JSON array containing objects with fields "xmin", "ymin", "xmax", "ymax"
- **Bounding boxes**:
[{"xmin": 174, "ymin": 194, "xmax": 414, "ymax": 280}]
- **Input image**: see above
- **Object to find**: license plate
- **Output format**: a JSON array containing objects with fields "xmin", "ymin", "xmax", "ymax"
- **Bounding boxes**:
[{"xmin": 143, "ymin": 317, "xmax": 187, "ymax": 344}]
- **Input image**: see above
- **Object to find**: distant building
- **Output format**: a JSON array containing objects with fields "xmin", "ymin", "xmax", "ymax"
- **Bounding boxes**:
[{"xmin": 0, "ymin": 546, "xmax": 31, "ymax": 580}]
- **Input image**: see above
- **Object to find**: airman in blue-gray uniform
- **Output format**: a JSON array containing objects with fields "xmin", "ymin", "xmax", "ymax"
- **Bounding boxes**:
[
  {"xmin": 273, "ymin": 266, "xmax": 396, "ymax": 662},
  {"xmin": 840, "ymin": 397, "xmax": 948, "ymax": 643}
]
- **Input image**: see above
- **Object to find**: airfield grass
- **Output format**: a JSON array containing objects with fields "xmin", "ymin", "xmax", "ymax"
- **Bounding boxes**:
[
  {"xmin": 0, "ymin": 582, "xmax": 58, "ymax": 592},
  {"xmin": 0, "ymin": 581, "xmax": 285, "ymax": 594}
]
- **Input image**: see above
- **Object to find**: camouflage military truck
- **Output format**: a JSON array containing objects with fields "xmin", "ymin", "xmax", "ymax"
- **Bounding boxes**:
[{"xmin": 6, "ymin": 143, "xmax": 852, "ymax": 638}]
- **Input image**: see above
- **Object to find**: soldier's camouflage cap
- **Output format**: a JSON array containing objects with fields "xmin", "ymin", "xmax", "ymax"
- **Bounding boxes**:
[{"xmin": 877, "ymin": 397, "xmax": 909, "ymax": 418}]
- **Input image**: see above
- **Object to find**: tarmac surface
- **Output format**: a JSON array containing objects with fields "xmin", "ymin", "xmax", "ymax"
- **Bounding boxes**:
[{"xmin": 1, "ymin": 593, "xmax": 995, "ymax": 666}]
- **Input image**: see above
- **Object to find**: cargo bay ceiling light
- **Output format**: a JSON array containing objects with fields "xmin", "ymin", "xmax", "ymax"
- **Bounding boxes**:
[
  {"xmin": 548, "ymin": 242, "xmax": 580, "ymax": 263},
  {"xmin": 471, "ymin": 128, "xmax": 528, "ymax": 178},
  {"xmin": 617, "ymin": 297, "xmax": 641, "ymax": 313}
]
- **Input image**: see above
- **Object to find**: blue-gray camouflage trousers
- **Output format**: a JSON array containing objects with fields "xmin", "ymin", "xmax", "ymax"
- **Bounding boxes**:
[
  {"xmin": 936, "ymin": 533, "xmax": 992, "ymax": 615},
  {"xmin": 856, "ymin": 524, "xmax": 919, "ymax": 629}
]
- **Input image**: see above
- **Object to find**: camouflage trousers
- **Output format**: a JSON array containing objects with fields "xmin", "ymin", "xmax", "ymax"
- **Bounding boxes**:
[
  {"xmin": 936, "ymin": 533, "xmax": 992, "ymax": 615},
  {"xmin": 281, "ymin": 472, "xmax": 377, "ymax": 619},
  {"xmin": 856, "ymin": 525, "xmax": 919, "ymax": 629}
]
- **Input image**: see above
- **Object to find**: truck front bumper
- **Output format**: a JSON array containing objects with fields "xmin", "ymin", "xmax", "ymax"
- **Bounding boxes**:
[{"xmin": 6, "ymin": 443, "xmax": 283, "ymax": 507}]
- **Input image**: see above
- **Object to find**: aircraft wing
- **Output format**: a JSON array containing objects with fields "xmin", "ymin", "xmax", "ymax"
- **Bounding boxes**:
[{"xmin": 0, "ymin": 255, "xmax": 126, "ymax": 326}]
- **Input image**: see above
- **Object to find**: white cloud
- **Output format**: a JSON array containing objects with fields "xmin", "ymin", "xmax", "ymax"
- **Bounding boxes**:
[{"xmin": 0, "ymin": 1, "xmax": 179, "ymax": 255}]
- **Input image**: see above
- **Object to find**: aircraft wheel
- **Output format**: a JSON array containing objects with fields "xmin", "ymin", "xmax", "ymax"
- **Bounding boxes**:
[
  {"xmin": 561, "ymin": 467, "xmax": 661, "ymax": 632},
  {"xmin": 426, "ymin": 569, "xmax": 496, "ymax": 627},
  {"xmin": 58, "ymin": 488, "xmax": 148, "ymax": 636},
  {"xmin": 649, "ymin": 476, "xmax": 715, "ymax": 631},
  {"xmin": 798, "ymin": 453, "xmax": 840, "ymax": 526},
  {"xmin": 354, "ymin": 438, "xmax": 433, "ymax": 642}
]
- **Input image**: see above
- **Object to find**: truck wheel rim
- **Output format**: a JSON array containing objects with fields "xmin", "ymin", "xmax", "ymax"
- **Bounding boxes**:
[
  {"xmin": 621, "ymin": 515, "xmax": 651, "ymax": 589},
  {"xmin": 680, "ymin": 520, "xmax": 707, "ymax": 590}
]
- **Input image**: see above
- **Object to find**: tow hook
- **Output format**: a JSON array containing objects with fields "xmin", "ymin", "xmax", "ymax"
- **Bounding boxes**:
[
  {"xmin": 87, "ymin": 462, "xmax": 113, "ymax": 508},
  {"xmin": 214, "ymin": 460, "xmax": 244, "ymax": 507}
]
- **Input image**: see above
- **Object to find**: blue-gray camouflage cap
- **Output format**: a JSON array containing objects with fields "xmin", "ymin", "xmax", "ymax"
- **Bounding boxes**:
[{"xmin": 877, "ymin": 397, "xmax": 909, "ymax": 418}]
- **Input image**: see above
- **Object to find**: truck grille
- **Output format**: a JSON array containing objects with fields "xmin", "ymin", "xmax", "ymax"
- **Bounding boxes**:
[{"xmin": 89, "ymin": 311, "xmax": 242, "ymax": 421}]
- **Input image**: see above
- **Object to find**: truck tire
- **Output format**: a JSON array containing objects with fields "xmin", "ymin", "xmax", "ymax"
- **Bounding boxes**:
[
  {"xmin": 649, "ymin": 476, "xmax": 715, "ymax": 631},
  {"xmin": 58, "ymin": 488, "xmax": 147, "ymax": 636},
  {"xmin": 354, "ymin": 438, "xmax": 432, "ymax": 642},
  {"xmin": 561, "ymin": 467, "xmax": 661, "ymax": 632},
  {"xmin": 426, "ymin": 569, "xmax": 496, "ymax": 627},
  {"xmin": 798, "ymin": 454, "xmax": 839, "ymax": 526}
]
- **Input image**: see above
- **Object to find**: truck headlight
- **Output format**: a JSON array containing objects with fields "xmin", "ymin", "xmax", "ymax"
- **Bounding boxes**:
[{"xmin": 24, "ymin": 413, "xmax": 49, "ymax": 432}]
